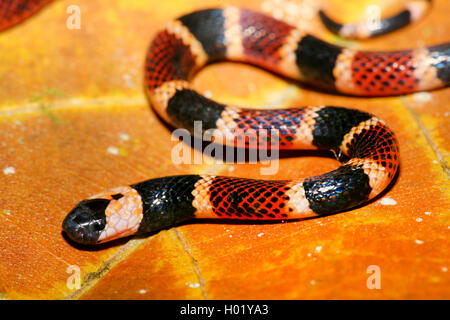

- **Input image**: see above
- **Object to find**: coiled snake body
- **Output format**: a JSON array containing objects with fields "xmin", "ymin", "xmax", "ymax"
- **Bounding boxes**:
[{"xmin": 2, "ymin": 1, "xmax": 448, "ymax": 245}]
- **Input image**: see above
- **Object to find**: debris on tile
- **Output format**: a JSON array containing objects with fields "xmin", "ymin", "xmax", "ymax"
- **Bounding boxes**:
[
  {"xmin": 107, "ymin": 146, "xmax": 119, "ymax": 155},
  {"xmin": 416, "ymin": 218, "xmax": 423, "ymax": 222},
  {"xmin": 257, "ymin": 233, "xmax": 264, "ymax": 237},
  {"xmin": 315, "ymin": 246, "xmax": 322, "ymax": 253},
  {"xmin": 442, "ymin": 267, "xmax": 448, "ymax": 272},
  {"xmin": 415, "ymin": 239, "xmax": 424, "ymax": 245},
  {"xmin": 187, "ymin": 282, "xmax": 200, "ymax": 288},
  {"xmin": 380, "ymin": 197, "xmax": 397, "ymax": 205},
  {"xmin": 119, "ymin": 133, "xmax": 130, "ymax": 141},
  {"xmin": 412, "ymin": 92, "xmax": 432, "ymax": 103},
  {"xmin": 138, "ymin": 289, "xmax": 147, "ymax": 294},
  {"xmin": 3, "ymin": 167, "xmax": 16, "ymax": 175},
  {"xmin": 424, "ymin": 211, "xmax": 431, "ymax": 215}
]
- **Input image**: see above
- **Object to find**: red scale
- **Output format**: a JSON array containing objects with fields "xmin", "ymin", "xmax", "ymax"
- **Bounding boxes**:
[
  {"xmin": 145, "ymin": 30, "xmax": 196, "ymax": 89},
  {"xmin": 351, "ymin": 51, "xmax": 419, "ymax": 95},
  {"xmin": 208, "ymin": 177, "xmax": 293, "ymax": 219},
  {"xmin": 240, "ymin": 9, "xmax": 294, "ymax": 72}
]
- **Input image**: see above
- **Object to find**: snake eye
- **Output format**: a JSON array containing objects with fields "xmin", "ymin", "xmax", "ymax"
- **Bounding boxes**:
[
  {"xmin": 92, "ymin": 219, "xmax": 106, "ymax": 232},
  {"xmin": 62, "ymin": 198, "xmax": 109, "ymax": 244}
]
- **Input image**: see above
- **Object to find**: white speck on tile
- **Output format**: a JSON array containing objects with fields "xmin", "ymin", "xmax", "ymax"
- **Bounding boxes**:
[
  {"xmin": 228, "ymin": 166, "xmax": 235, "ymax": 172},
  {"xmin": 315, "ymin": 246, "xmax": 322, "ymax": 253},
  {"xmin": 415, "ymin": 239, "xmax": 424, "ymax": 245},
  {"xmin": 424, "ymin": 211, "xmax": 431, "ymax": 215},
  {"xmin": 442, "ymin": 267, "xmax": 448, "ymax": 272},
  {"xmin": 307, "ymin": 253, "xmax": 311, "ymax": 257},
  {"xmin": 432, "ymin": 160, "xmax": 438, "ymax": 164},
  {"xmin": 204, "ymin": 90, "xmax": 212, "ymax": 98},
  {"xmin": 123, "ymin": 74, "xmax": 134, "ymax": 88},
  {"xmin": 3, "ymin": 167, "xmax": 15, "ymax": 175},
  {"xmin": 247, "ymin": 82, "xmax": 257, "ymax": 92},
  {"xmin": 107, "ymin": 146, "xmax": 119, "ymax": 155},
  {"xmin": 257, "ymin": 233, "xmax": 264, "ymax": 237},
  {"xmin": 380, "ymin": 197, "xmax": 397, "ymax": 205},
  {"xmin": 412, "ymin": 92, "xmax": 432, "ymax": 103},
  {"xmin": 262, "ymin": 1, "xmax": 272, "ymax": 12},
  {"xmin": 187, "ymin": 282, "xmax": 200, "ymax": 288},
  {"xmin": 273, "ymin": 8, "xmax": 284, "ymax": 19},
  {"xmin": 416, "ymin": 218, "xmax": 423, "ymax": 222},
  {"xmin": 229, "ymin": 234, "xmax": 233, "ymax": 238},
  {"xmin": 119, "ymin": 133, "xmax": 130, "ymax": 141},
  {"xmin": 138, "ymin": 289, "xmax": 147, "ymax": 294},
  {"xmin": 310, "ymin": 280, "xmax": 316, "ymax": 285},
  {"xmin": 2, "ymin": 210, "xmax": 11, "ymax": 216}
]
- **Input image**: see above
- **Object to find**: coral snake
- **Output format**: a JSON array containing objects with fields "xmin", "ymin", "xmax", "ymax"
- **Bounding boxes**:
[{"xmin": 1, "ymin": 1, "xmax": 448, "ymax": 245}]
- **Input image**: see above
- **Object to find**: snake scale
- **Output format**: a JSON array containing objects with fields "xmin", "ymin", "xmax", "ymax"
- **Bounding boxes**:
[{"xmin": 1, "ymin": 0, "xmax": 448, "ymax": 245}]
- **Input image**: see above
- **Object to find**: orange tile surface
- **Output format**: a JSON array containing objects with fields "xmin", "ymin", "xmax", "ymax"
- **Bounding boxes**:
[{"xmin": 0, "ymin": 0, "xmax": 449, "ymax": 299}]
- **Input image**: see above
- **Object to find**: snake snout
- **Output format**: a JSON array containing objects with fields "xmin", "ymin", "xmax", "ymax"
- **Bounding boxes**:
[{"xmin": 62, "ymin": 198, "xmax": 109, "ymax": 245}]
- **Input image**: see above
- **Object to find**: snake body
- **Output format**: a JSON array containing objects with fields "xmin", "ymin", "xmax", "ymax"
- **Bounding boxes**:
[
  {"xmin": 0, "ymin": 0, "xmax": 53, "ymax": 31},
  {"xmin": 319, "ymin": 0, "xmax": 432, "ymax": 39},
  {"xmin": 1, "ymin": 2, "xmax": 448, "ymax": 245}
]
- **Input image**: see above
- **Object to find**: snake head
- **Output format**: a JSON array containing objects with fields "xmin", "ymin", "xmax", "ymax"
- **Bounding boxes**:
[
  {"xmin": 62, "ymin": 186, "xmax": 144, "ymax": 245},
  {"xmin": 62, "ymin": 198, "xmax": 109, "ymax": 245}
]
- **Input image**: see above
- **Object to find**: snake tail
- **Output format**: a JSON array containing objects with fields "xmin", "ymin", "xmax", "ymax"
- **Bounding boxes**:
[{"xmin": 319, "ymin": 0, "xmax": 432, "ymax": 39}]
